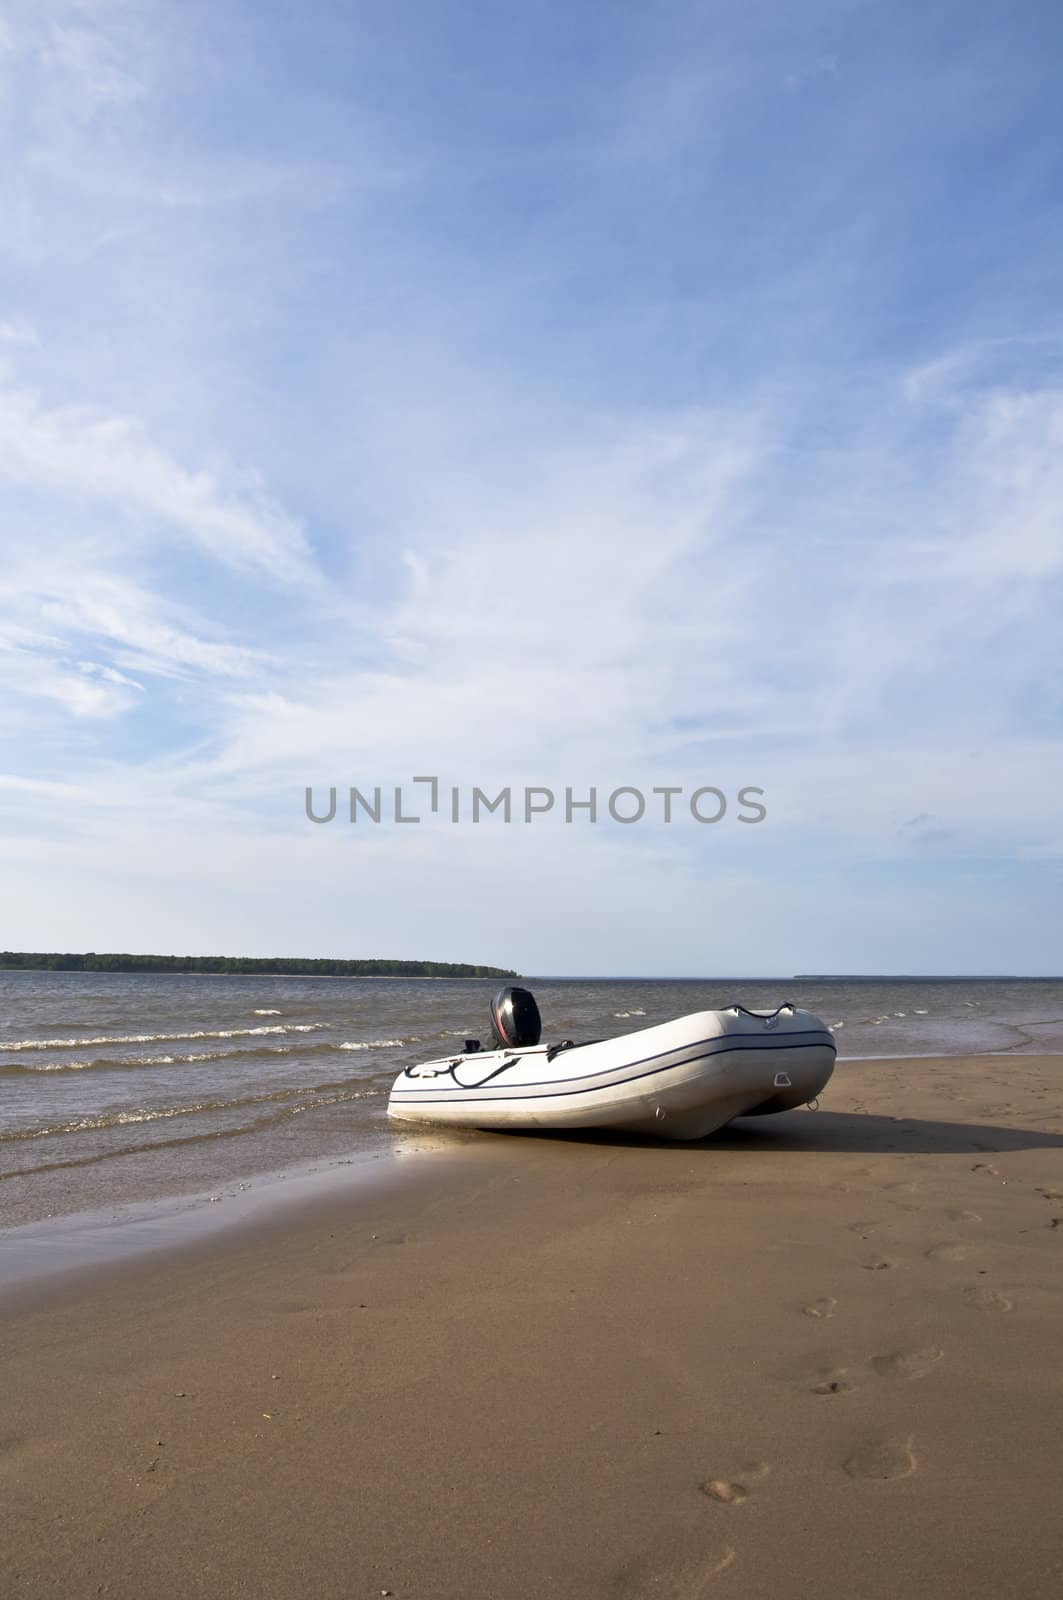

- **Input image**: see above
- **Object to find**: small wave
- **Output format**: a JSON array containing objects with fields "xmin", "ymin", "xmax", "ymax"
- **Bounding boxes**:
[
  {"xmin": 614, "ymin": 1011, "xmax": 632, "ymax": 1018},
  {"xmin": 829, "ymin": 1020, "xmax": 844, "ymax": 1028},
  {"xmin": 253, "ymin": 1008, "xmax": 281, "ymax": 1015},
  {"xmin": 0, "ymin": 1023, "xmax": 326, "ymax": 1052},
  {"xmin": 1, "ymin": 1084, "xmax": 390, "ymax": 1181},
  {"xmin": 0, "ymin": 1039, "xmax": 361, "ymax": 1077},
  {"xmin": 2, "ymin": 1055, "xmax": 181, "ymax": 1074},
  {"xmin": 0, "ymin": 1071, "xmax": 384, "ymax": 1144},
  {"xmin": 914, "ymin": 1009, "xmax": 929, "ymax": 1014},
  {"xmin": 339, "ymin": 1038, "xmax": 406, "ymax": 1051},
  {"xmin": 3, "ymin": 1101, "xmax": 226, "ymax": 1142}
]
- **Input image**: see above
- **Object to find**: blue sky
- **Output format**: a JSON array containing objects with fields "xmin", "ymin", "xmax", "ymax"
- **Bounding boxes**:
[{"xmin": 1, "ymin": 0, "xmax": 1061, "ymax": 975}]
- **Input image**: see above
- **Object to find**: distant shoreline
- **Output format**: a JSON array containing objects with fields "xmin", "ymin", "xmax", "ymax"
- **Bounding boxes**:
[
  {"xmin": 0, "ymin": 952, "xmax": 518, "ymax": 980},
  {"xmin": 0, "ymin": 970, "xmax": 506, "ymax": 981}
]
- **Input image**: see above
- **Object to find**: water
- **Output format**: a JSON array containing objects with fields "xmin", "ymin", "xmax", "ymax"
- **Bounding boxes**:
[{"xmin": 3, "ymin": 971, "xmax": 1062, "ymax": 1230}]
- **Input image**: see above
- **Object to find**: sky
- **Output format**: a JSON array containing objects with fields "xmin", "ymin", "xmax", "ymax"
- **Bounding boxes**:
[{"xmin": 0, "ymin": 0, "xmax": 1061, "ymax": 976}]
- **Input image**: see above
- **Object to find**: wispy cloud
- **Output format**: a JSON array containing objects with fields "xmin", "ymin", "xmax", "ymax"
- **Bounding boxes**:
[
  {"xmin": 0, "ymin": 315, "xmax": 39, "ymax": 348},
  {"xmin": 0, "ymin": 377, "xmax": 318, "ymax": 584},
  {"xmin": 42, "ymin": 17, "xmax": 147, "ymax": 108}
]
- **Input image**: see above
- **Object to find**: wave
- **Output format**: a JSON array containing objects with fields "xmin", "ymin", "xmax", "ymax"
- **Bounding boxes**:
[
  {"xmin": 1, "ymin": 1054, "xmax": 176, "ymax": 1075},
  {"xmin": 0, "ymin": 1072, "xmax": 389, "ymax": 1144},
  {"xmin": 0, "ymin": 1023, "xmax": 326, "ymax": 1052},
  {"xmin": 0, "ymin": 1084, "xmax": 388, "ymax": 1180},
  {"xmin": 339, "ymin": 1038, "xmax": 407, "ymax": 1050},
  {"xmin": 253, "ymin": 1009, "xmax": 281, "ymax": 1015},
  {"xmin": 0, "ymin": 1040, "xmax": 361, "ymax": 1077}
]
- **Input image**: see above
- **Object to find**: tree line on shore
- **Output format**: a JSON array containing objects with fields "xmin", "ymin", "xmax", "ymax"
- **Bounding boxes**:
[{"xmin": 0, "ymin": 952, "xmax": 518, "ymax": 979}]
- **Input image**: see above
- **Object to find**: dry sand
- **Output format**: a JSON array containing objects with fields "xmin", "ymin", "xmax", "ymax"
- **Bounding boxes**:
[{"xmin": 3, "ymin": 1053, "xmax": 1063, "ymax": 1599}]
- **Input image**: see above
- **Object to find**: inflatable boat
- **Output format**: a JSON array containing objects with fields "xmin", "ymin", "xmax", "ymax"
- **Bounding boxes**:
[{"xmin": 388, "ymin": 987, "xmax": 835, "ymax": 1140}]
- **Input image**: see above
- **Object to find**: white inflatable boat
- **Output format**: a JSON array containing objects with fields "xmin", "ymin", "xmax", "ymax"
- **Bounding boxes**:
[{"xmin": 388, "ymin": 987, "xmax": 835, "ymax": 1140}]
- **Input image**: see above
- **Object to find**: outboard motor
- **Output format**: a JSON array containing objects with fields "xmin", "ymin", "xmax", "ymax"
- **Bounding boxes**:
[{"xmin": 489, "ymin": 986, "xmax": 542, "ymax": 1050}]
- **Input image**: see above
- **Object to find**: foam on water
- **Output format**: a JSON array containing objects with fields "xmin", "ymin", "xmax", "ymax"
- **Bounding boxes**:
[{"xmin": 0, "ymin": 1023, "xmax": 326, "ymax": 1051}]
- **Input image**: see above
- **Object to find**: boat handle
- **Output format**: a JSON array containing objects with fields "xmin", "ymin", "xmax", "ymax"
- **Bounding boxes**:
[
  {"xmin": 729, "ymin": 1002, "xmax": 797, "ymax": 1027},
  {"xmin": 450, "ymin": 1056, "xmax": 518, "ymax": 1090}
]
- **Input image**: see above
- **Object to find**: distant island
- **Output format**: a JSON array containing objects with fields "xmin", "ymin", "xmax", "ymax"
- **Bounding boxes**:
[
  {"xmin": 791, "ymin": 974, "xmax": 1052, "ymax": 981},
  {"xmin": 0, "ymin": 951, "xmax": 519, "ymax": 979}
]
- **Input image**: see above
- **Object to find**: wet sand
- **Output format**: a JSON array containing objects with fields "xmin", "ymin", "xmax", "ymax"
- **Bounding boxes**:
[{"xmin": 3, "ymin": 1053, "xmax": 1063, "ymax": 1599}]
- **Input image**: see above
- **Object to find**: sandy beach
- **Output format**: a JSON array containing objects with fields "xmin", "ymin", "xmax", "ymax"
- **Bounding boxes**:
[{"xmin": 3, "ymin": 1052, "xmax": 1063, "ymax": 1599}]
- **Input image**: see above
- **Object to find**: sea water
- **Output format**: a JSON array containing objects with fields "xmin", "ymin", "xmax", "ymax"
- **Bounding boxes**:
[{"xmin": 2, "ymin": 971, "xmax": 1062, "ymax": 1230}]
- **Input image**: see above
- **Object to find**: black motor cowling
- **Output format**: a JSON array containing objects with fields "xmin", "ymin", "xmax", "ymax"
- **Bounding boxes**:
[{"xmin": 489, "ymin": 986, "xmax": 542, "ymax": 1049}]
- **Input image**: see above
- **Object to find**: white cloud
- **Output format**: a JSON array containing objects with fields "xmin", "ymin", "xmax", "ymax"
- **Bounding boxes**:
[
  {"xmin": 43, "ymin": 19, "xmax": 146, "ymax": 108},
  {"xmin": 0, "ymin": 558, "xmax": 278, "ymax": 736},
  {"xmin": 0, "ymin": 315, "xmax": 38, "ymax": 348},
  {"xmin": 37, "ymin": 573, "xmax": 271, "ymax": 679},
  {"xmin": 0, "ymin": 379, "xmax": 318, "ymax": 584},
  {"xmin": 0, "ymin": 652, "xmax": 143, "ymax": 719},
  {"xmin": 944, "ymin": 388, "xmax": 1063, "ymax": 581}
]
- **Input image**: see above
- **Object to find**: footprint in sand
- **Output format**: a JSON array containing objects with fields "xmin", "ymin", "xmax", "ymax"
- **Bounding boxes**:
[
  {"xmin": 963, "ymin": 1285, "xmax": 1013, "ymax": 1312},
  {"xmin": 844, "ymin": 1436, "xmax": 918, "ymax": 1481},
  {"xmin": 802, "ymin": 1297, "xmax": 838, "ymax": 1319},
  {"xmin": 926, "ymin": 1242, "xmax": 970, "ymax": 1263},
  {"xmin": 613, "ymin": 1545, "xmax": 737, "ymax": 1597},
  {"xmin": 944, "ymin": 1209, "xmax": 982, "ymax": 1223},
  {"xmin": 862, "ymin": 1258, "xmax": 897, "ymax": 1271},
  {"xmin": 1036, "ymin": 1187, "xmax": 1063, "ymax": 1202},
  {"xmin": 847, "ymin": 1220, "xmax": 881, "ymax": 1237},
  {"xmin": 701, "ymin": 1461, "xmax": 770, "ymax": 1501},
  {"xmin": 870, "ymin": 1347, "xmax": 944, "ymax": 1381},
  {"xmin": 972, "ymin": 1163, "xmax": 1000, "ymax": 1177},
  {"xmin": 701, "ymin": 1480, "xmax": 748, "ymax": 1505},
  {"xmin": 812, "ymin": 1372, "xmax": 854, "ymax": 1395}
]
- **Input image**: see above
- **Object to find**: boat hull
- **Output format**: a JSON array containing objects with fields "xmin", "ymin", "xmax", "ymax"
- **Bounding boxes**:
[{"xmin": 387, "ymin": 1006, "xmax": 836, "ymax": 1140}]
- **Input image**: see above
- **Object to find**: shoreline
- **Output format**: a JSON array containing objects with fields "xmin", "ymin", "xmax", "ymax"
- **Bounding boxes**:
[
  {"xmin": 3, "ymin": 1051, "xmax": 1061, "ymax": 1295},
  {"xmin": 4, "ymin": 1050, "xmax": 1062, "ymax": 1598},
  {"xmin": 0, "ymin": 1139, "xmax": 464, "ymax": 1305}
]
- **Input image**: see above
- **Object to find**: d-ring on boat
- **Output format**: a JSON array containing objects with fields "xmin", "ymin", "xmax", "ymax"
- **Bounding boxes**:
[{"xmin": 388, "ymin": 987, "xmax": 836, "ymax": 1140}]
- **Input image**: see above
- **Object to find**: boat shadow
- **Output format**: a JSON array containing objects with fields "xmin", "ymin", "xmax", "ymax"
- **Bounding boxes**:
[{"xmin": 511, "ymin": 1108, "xmax": 1063, "ymax": 1156}]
